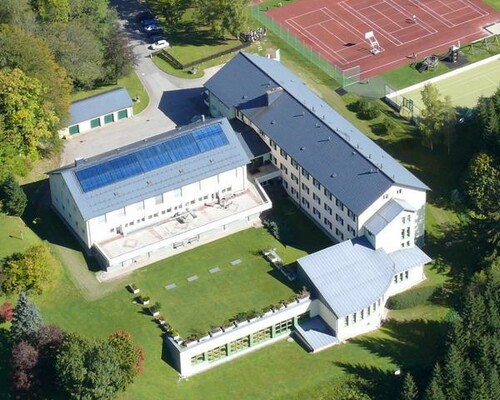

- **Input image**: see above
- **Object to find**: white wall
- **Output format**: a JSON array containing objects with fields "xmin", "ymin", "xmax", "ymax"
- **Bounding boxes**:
[
  {"xmin": 86, "ymin": 165, "xmax": 247, "ymax": 245},
  {"xmin": 388, "ymin": 265, "xmax": 426, "ymax": 297},
  {"xmin": 369, "ymin": 209, "xmax": 416, "ymax": 253}
]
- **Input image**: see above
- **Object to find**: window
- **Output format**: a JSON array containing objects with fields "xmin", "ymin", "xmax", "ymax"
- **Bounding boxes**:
[
  {"xmin": 383, "ymin": 193, "xmax": 389, "ymax": 199},
  {"xmin": 336, "ymin": 214, "xmax": 344, "ymax": 226},
  {"xmin": 402, "ymin": 216, "xmax": 406, "ymax": 224},
  {"xmin": 230, "ymin": 336, "xmax": 250, "ymax": 353},
  {"xmin": 360, "ymin": 309, "xmax": 364, "ymax": 319},
  {"xmin": 104, "ymin": 113, "xmax": 114, "ymax": 124},
  {"xmin": 191, "ymin": 353, "xmax": 205, "ymax": 365},
  {"xmin": 313, "ymin": 178, "xmax": 320, "ymax": 189},
  {"xmin": 253, "ymin": 327, "xmax": 272, "ymax": 344},
  {"xmin": 347, "ymin": 209, "xmax": 356, "ymax": 221},
  {"xmin": 324, "ymin": 204, "xmax": 332, "ymax": 215},
  {"xmin": 291, "ymin": 173, "xmax": 298, "ymax": 183},
  {"xmin": 394, "ymin": 275, "xmax": 398, "ymax": 283},
  {"xmin": 313, "ymin": 207, "xmax": 321, "ymax": 219},
  {"xmin": 301, "ymin": 197, "xmax": 310, "ymax": 209},
  {"xmin": 283, "ymin": 181, "xmax": 288, "ymax": 189},
  {"xmin": 271, "ymin": 155, "xmax": 277, "ymax": 165},
  {"xmin": 407, "ymin": 215, "xmax": 411, "ymax": 223},
  {"xmin": 399, "ymin": 273, "xmax": 404, "ymax": 281},
  {"xmin": 301, "ymin": 168, "xmax": 310, "ymax": 179},
  {"xmin": 90, "ymin": 118, "xmax": 101, "ymax": 129},
  {"xmin": 336, "ymin": 199, "xmax": 344, "ymax": 211},
  {"xmin": 155, "ymin": 195, "xmax": 163, "ymax": 205},
  {"xmin": 291, "ymin": 187, "xmax": 296, "ymax": 195},
  {"xmin": 291, "ymin": 158, "xmax": 299, "ymax": 169},
  {"xmin": 367, "ymin": 306, "xmax": 371, "ymax": 316},
  {"xmin": 280, "ymin": 149, "xmax": 288, "ymax": 159},
  {"xmin": 313, "ymin": 193, "xmax": 321, "ymax": 204},
  {"xmin": 301, "ymin": 183, "xmax": 309, "ymax": 194},
  {"xmin": 269, "ymin": 139, "xmax": 277, "ymax": 150},
  {"xmin": 406, "ymin": 227, "xmax": 411, "ymax": 237},
  {"xmin": 207, "ymin": 345, "xmax": 227, "ymax": 362},
  {"xmin": 345, "ymin": 316, "xmax": 349, "ymax": 326},
  {"xmin": 324, "ymin": 218, "xmax": 332, "ymax": 229},
  {"xmin": 407, "ymin": 240, "xmax": 410, "ymax": 247},
  {"xmin": 117, "ymin": 109, "xmax": 128, "ymax": 119},
  {"xmin": 69, "ymin": 125, "xmax": 80, "ymax": 135},
  {"xmin": 401, "ymin": 229, "xmax": 405, "ymax": 240},
  {"xmin": 275, "ymin": 318, "xmax": 293, "ymax": 335},
  {"xmin": 280, "ymin": 163, "xmax": 288, "ymax": 174},
  {"xmin": 348, "ymin": 225, "xmax": 355, "ymax": 235},
  {"xmin": 405, "ymin": 271, "xmax": 409, "ymax": 279},
  {"xmin": 324, "ymin": 188, "xmax": 333, "ymax": 201},
  {"xmin": 397, "ymin": 189, "xmax": 402, "ymax": 194},
  {"xmin": 353, "ymin": 312, "xmax": 357, "ymax": 323},
  {"xmin": 335, "ymin": 228, "xmax": 344, "ymax": 240}
]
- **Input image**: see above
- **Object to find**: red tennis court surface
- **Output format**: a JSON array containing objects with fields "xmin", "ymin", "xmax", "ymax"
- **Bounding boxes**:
[{"xmin": 267, "ymin": 0, "xmax": 500, "ymax": 79}]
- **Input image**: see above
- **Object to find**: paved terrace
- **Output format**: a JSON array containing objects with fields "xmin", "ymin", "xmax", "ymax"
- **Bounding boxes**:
[{"xmin": 96, "ymin": 180, "xmax": 269, "ymax": 263}]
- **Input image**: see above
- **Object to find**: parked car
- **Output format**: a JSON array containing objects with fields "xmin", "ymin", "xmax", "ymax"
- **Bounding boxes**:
[
  {"xmin": 141, "ymin": 18, "xmax": 158, "ymax": 27},
  {"xmin": 144, "ymin": 24, "xmax": 162, "ymax": 32},
  {"xmin": 136, "ymin": 11, "xmax": 155, "ymax": 23},
  {"xmin": 151, "ymin": 40, "xmax": 169, "ymax": 50}
]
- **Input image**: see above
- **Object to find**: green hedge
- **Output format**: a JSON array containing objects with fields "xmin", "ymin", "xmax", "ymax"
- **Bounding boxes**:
[{"xmin": 386, "ymin": 286, "xmax": 436, "ymax": 310}]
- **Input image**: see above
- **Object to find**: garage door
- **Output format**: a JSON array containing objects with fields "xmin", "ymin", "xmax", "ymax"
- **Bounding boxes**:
[
  {"xmin": 104, "ymin": 114, "xmax": 114, "ymax": 124},
  {"xmin": 117, "ymin": 109, "xmax": 128, "ymax": 120},
  {"xmin": 90, "ymin": 118, "xmax": 101, "ymax": 128},
  {"xmin": 69, "ymin": 125, "xmax": 80, "ymax": 135}
]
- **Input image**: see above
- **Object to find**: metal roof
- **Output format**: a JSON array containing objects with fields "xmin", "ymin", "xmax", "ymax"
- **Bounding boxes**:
[
  {"xmin": 297, "ymin": 237, "xmax": 431, "ymax": 317},
  {"xmin": 69, "ymin": 88, "xmax": 133, "ymax": 126},
  {"xmin": 51, "ymin": 118, "xmax": 250, "ymax": 220},
  {"xmin": 205, "ymin": 53, "xmax": 429, "ymax": 214},
  {"xmin": 230, "ymin": 119, "xmax": 270, "ymax": 159},
  {"xmin": 295, "ymin": 315, "xmax": 339, "ymax": 352},
  {"xmin": 364, "ymin": 198, "xmax": 416, "ymax": 235},
  {"xmin": 389, "ymin": 246, "xmax": 432, "ymax": 274}
]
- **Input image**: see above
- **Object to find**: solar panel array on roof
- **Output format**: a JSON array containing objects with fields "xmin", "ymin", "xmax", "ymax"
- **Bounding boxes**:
[{"xmin": 75, "ymin": 123, "xmax": 228, "ymax": 192}]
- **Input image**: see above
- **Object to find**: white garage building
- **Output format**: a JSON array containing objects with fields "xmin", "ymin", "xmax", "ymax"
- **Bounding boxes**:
[{"xmin": 60, "ymin": 88, "xmax": 133, "ymax": 137}]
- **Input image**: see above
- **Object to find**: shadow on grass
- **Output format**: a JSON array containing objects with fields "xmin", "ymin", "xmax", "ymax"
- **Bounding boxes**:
[
  {"xmin": 21, "ymin": 179, "xmax": 102, "ymax": 273},
  {"xmin": 0, "ymin": 327, "xmax": 10, "ymax": 400}
]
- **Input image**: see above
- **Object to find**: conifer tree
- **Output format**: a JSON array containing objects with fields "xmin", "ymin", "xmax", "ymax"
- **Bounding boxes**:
[
  {"xmin": 423, "ymin": 363, "xmax": 446, "ymax": 400},
  {"xmin": 443, "ymin": 343, "xmax": 466, "ymax": 400},
  {"xmin": 401, "ymin": 373, "xmax": 418, "ymax": 400},
  {"xmin": 11, "ymin": 292, "xmax": 43, "ymax": 343}
]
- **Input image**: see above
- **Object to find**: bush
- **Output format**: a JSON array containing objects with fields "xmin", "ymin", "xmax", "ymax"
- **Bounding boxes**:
[
  {"xmin": 356, "ymin": 99, "xmax": 381, "ymax": 120},
  {"xmin": 0, "ymin": 301, "xmax": 14, "ymax": 322},
  {"xmin": 386, "ymin": 286, "xmax": 436, "ymax": 309},
  {"xmin": 0, "ymin": 175, "xmax": 27, "ymax": 216},
  {"xmin": 262, "ymin": 218, "xmax": 280, "ymax": 240}
]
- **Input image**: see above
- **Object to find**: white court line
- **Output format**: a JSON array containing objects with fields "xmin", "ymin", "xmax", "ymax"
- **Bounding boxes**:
[
  {"xmin": 369, "ymin": 6, "xmax": 406, "ymax": 30},
  {"xmin": 286, "ymin": 16, "xmax": 350, "ymax": 64},
  {"xmin": 440, "ymin": 5, "xmax": 475, "ymax": 18},
  {"xmin": 339, "ymin": 0, "xmax": 436, "ymax": 47},
  {"xmin": 409, "ymin": 0, "xmax": 488, "ymax": 28}
]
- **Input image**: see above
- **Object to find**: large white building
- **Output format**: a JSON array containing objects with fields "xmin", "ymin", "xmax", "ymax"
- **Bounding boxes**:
[
  {"xmin": 49, "ymin": 118, "xmax": 272, "ymax": 273},
  {"xmin": 50, "ymin": 52, "xmax": 432, "ymax": 376}
]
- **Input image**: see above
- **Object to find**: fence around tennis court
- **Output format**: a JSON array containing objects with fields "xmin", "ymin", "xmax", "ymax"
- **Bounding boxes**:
[{"xmin": 250, "ymin": 6, "xmax": 361, "ymax": 87}]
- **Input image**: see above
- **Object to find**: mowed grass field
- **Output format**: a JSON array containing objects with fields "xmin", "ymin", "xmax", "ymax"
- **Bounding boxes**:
[{"xmin": 397, "ymin": 58, "xmax": 500, "ymax": 115}]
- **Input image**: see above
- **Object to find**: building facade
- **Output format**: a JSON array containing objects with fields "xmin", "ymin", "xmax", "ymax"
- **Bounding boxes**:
[{"xmin": 60, "ymin": 88, "xmax": 133, "ymax": 137}]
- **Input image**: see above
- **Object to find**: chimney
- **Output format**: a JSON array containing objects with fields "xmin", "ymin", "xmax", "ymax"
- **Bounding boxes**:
[{"xmin": 265, "ymin": 86, "xmax": 283, "ymax": 106}]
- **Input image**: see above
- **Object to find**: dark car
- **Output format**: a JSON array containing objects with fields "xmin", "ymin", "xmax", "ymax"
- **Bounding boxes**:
[
  {"xmin": 141, "ymin": 18, "xmax": 159, "ymax": 27},
  {"xmin": 149, "ymin": 34, "xmax": 166, "ymax": 44}
]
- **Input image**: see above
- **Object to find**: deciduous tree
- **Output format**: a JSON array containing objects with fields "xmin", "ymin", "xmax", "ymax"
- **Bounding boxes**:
[
  {"xmin": 10, "ymin": 341, "xmax": 40, "ymax": 394},
  {"xmin": 1, "ymin": 243, "xmax": 55, "ymax": 295},
  {"xmin": 31, "ymin": 0, "xmax": 70, "ymax": 24},
  {"xmin": 194, "ymin": 0, "xmax": 249, "ymax": 38},
  {"xmin": 463, "ymin": 152, "xmax": 499, "ymax": 214},
  {"xmin": 103, "ymin": 28, "xmax": 137, "ymax": 83},
  {"xmin": 0, "ymin": 301, "xmax": 14, "ymax": 322}
]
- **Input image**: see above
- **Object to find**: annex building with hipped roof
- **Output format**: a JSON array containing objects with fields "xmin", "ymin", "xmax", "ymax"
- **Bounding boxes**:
[{"xmin": 49, "ymin": 118, "xmax": 271, "ymax": 272}]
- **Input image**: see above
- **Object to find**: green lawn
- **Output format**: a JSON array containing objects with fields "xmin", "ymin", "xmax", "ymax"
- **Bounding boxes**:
[
  {"xmin": 0, "ymin": 215, "xmax": 41, "ymax": 260},
  {"xmin": 481, "ymin": 0, "xmax": 500, "ymax": 10},
  {"xmin": 71, "ymin": 71, "xmax": 149, "ymax": 115}
]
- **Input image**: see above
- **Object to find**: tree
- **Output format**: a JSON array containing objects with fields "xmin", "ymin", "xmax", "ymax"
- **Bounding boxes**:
[
  {"xmin": 194, "ymin": 0, "xmax": 249, "ymax": 38},
  {"xmin": 158, "ymin": 0, "xmax": 190, "ymax": 30},
  {"xmin": 0, "ymin": 174, "xmax": 27, "ymax": 216},
  {"xmin": 102, "ymin": 28, "xmax": 137, "ymax": 83},
  {"xmin": 443, "ymin": 343, "xmax": 466, "ymax": 400},
  {"xmin": 9, "ymin": 341, "xmax": 40, "ymax": 394},
  {"xmin": 31, "ymin": 0, "xmax": 70, "ymax": 24},
  {"xmin": 0, "ymin": 68, "xmax": 58, "ymax": 157},
  {"xmin": 56, "ymin": 332, "xmax": 142, "ymax": 399},
  {"xmin": 39, "ymin": 21, "xmax": 104, "ymax": 89},
  {"xmin": 401, "ymin": 373, "xmax": 418, "ymax": 400},
  {"xmin": 0, "ymin": 301, "xmax": 14, "ymax": 322},
  {"xmin": 0, "ymin": 0, "xmax": 37, "ymax": 29},
  {"xmin": 0, "ymin": 24, "xmax": 71, "ymax": 128},
  {"xmin": 463, "ymin": 152, "xmax": 500, "ymax": 214},
  {"xmin": 418, "ymin": 84, "xmax": 456, "ymax": 151},
  {"xmin": 1, "ymin": 243, "xmax": 56, "ymax": 295},
  {"xmin": 423, "ymin": 363, "xmax": 446, "ymax": 400},
  {"xmin": 10, "ymin": 292, "xmax": 43, "ymax": 343}
]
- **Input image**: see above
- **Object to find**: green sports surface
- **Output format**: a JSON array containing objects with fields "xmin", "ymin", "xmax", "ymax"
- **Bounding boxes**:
[{"xmin": 400, "ymin": 58, "xmax": 500, "ymax": 115}]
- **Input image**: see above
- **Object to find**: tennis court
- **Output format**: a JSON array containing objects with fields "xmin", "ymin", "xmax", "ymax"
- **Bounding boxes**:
[{"xmin": 388, "ymin": 56, "xmax": 500, "ymax": 116}]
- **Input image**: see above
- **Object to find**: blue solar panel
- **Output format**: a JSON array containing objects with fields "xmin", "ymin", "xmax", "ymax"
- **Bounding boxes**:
[{"xmin": 75, "ymin": 122, "xmax": 229, "ymax": 192}]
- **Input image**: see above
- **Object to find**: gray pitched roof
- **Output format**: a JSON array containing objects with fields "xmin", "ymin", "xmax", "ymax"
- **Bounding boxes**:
[
  {"xmin": 297, "ymin": 237, "xmax": 431, "ymax": 317},
  {"xmin": 205, "ymin": 53, "xmax": 429, "ymax": 215},
  {"xmin": 230, "ymin": 119, "xmax": 270, "ymax": 159},
  {"xmin": 51, "ymin": 118, "xmax": 250, "ymax": 220},
  {"xmin": 296, "ymin": 316, "xmax": 339, "ymax": 352},
  {"xmin": 364, "ymin": 198, "xmax": 416, "ymax": 235},
  {"xmin": 69, "ymin": 88, "xmax": 133, "ymax": 126}
]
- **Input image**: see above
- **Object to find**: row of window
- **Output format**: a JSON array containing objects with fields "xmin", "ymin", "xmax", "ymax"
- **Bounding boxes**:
[
  {"xmin": 394, "ymin": 270, "xmax": 409, "ymax": 284},
  {"xmin": 344, "ymin": 298, "xmax": 383, "ymax": 326},
  {"xmin": 190, "ymin": 319, "xmax": 294, "ymax": 366}
]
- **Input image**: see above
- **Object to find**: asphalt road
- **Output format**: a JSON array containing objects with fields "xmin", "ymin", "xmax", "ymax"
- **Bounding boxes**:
[{"xmin": 61, "ymin": 0, "xmax": 222, "ymax": 166}]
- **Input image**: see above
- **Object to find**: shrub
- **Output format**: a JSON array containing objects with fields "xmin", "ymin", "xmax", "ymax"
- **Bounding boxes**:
[
  {"xmin": 262, "ymin": 218, "xmax": 280, "ymax": 240},
  {"xmin": 0, "ymin": 175, "xmax": 27, "ymax": 216},
  {"xmin": 356, "ymin": 99, "xmax": 381, "ymax": 120},
  {"xmin": 386, "ymin": 286, "xmax": 436, "ymax": 309},
  {"xmin": 0, "ymin": 301, "xmax": 14, "ymax": 322}
]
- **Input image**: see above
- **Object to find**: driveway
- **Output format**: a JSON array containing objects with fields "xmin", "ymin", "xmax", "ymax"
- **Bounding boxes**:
[{"xmin": 61, "ymin": 0, "xmax": 222, "ymax": 165}]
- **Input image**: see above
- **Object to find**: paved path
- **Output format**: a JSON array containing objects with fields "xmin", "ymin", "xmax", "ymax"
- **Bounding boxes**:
[{"xmin": 61, "ymin": 0, "xmax": 222, "ymax": 166}]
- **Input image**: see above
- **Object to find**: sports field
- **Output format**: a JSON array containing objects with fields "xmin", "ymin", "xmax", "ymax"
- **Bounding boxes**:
[
  {"xmin": 266, "ymin": 0, "xmax": 500, "ymax": 78},
  {"xmin": 392, "ymin": 57, "xmax": 500, "ymax": 115}
]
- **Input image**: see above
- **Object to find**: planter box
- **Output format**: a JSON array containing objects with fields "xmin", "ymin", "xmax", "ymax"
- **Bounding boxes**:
[
  {"xmin": 151, "ymin": 310, "xmax": 160, "ymax": 317},
  {"xmin": 263, "ymin": 310, "xmax": 274, "ymax": 317},
  {"xmin": 222, "ymin": 325, "xmax": 234, "ymax": 333},
  {"xmin": 298, "ymin": 296, "xmax": 310, "ymax": 303},
  {"xmin": 142, "ymin": 300, "xmax": 150, "ymax": 306},
  {"xmin": 235, "ymin": 320, "xmax": 249, "ymax": 327},
  {"xmin": 128, "ymin": 284, "xmax": 140, "ymax": 294},
  {"xmin": 248, "ymin": 317, "xmax": 260, "ymax": 323},
  {"xmin": 198, "ymin": 335, "xmax": 211, "ymax": 342},
  {"xmin": 209, "ymin": 327, "xmax": 223, "ymax": 337},
  {"xmin": 185, "ymin": 340, "xmax": 197, "ymax": 347}
]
